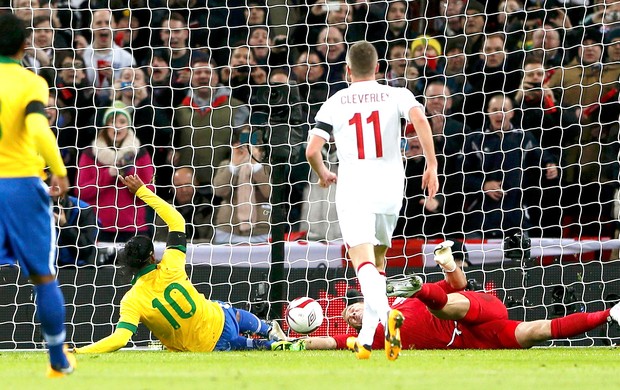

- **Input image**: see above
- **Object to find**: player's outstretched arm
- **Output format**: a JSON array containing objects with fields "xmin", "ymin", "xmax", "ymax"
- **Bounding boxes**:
[
  {"xmin": 120, "ymin": 174, "xmax": 185, "ymax": 233},
  {"xmin": 303, "ymin": 336, "xmax": 338, "ymax": 350},
  {"xmin": 74, "ymin": 328, "xmax": 133, "ymax": 354}
]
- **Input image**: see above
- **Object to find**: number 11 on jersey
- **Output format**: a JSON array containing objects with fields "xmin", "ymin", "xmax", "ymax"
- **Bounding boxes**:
[{"xmin": 349, "ymin": 110, "xmax": 382, "ymax": 159}]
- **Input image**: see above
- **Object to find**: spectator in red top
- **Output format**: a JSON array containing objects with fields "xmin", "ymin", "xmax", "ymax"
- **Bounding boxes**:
[{"xmin": 76, "ymin": 101, "xmax": 154, "ymax": 242}]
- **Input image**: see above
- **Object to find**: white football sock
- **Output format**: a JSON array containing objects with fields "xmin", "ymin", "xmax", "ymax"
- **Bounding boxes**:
[
  {"xmin": 357, "ymin": 299, "xmax": 379, "ymax": 347},
  {"xmin": 357, "ymin": 264, "xmax": 391, "ymax": 327}
]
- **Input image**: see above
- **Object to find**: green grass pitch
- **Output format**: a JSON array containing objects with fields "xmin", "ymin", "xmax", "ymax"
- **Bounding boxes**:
[{"xmin": 3, "ymin": 348, "xmax": 618, "ymax": 389}]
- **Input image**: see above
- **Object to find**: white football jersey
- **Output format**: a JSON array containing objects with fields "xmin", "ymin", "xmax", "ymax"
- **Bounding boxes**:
[{"xmin": 310, "ymin": 80, "xmax": 422, "ymax": 214}]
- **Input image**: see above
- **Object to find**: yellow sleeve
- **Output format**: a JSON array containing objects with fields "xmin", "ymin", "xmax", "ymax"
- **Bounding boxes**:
[
  {"xmin": 135, "ymin": 185, "xmax": 185, "ymax": 232},
  {"xmin": 26, "ymin": 76, "xmax": 67, "ymax": 177},
  {"xmin": 26, "ymin": 109, "xmax": 67, "ymax": 178},
  {"xmin": 74, "ymin": 328, "xmax": 133, "ymax": 354}
]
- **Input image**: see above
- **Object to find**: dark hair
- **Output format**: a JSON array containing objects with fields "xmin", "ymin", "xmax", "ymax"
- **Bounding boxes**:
[
  {"xmin": 523, "ymin": 51, "xmax": 544, "ymax": 67},
  {"xmin": 32, "ymin": 15, "xmax": 51, "ymax": 29},
  {"xmin": 117, "ymin": 235, "xmax": 154, "ymax": 272},
  {"xmin": 164, "ymin": 11, "xmax": 187, "ymax": 27},
  {"xmin": 0, "ymin": 13, "xmax": 29, "ymax": 57},
  {"xmin": 347, "ymin": 41, "xmax": 378, "ymax": 77}
]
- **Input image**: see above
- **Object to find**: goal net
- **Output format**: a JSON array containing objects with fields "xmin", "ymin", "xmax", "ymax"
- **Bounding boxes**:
[{"xmin": 1, "ymin": 0, "xmax": 620, "ymax": 349}]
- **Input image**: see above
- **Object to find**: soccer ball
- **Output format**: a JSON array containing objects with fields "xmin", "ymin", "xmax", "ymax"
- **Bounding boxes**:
[{"xmin": 285, "ymin": 297, "xmax": 324, "ymax": 334}]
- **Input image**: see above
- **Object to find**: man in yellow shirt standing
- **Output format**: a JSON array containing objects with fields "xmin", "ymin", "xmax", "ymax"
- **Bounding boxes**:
[
  {"xmin": 0, "ymin": 13, "xmax": 75, "ymax": 378},
  {"xmin": 75, "ymin": 175, "xmax": 287, "ymax": 353}
]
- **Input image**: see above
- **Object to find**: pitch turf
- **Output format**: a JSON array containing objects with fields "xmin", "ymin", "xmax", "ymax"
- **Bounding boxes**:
[{"xmin": 2, "ymin": 348, "xmax": 618, "ymax": 389}]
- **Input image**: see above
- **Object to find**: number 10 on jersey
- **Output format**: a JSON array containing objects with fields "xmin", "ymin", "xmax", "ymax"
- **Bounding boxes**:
[{"xmin": 349, "ymin": 110, "xmax": 382, "ymax": 160}]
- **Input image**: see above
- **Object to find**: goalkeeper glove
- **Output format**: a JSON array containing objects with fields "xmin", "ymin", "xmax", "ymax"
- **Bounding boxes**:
[{"xmin": 434, "ymin": 240, "xmax": 457, "ymax": 272}]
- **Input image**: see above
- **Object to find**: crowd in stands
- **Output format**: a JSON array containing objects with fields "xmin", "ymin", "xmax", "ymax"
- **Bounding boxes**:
[{"xmin": 3, "ymin": 0, "xmax": 620, "ymax": 264}]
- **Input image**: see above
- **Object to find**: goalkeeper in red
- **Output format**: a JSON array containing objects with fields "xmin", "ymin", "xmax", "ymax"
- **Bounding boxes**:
[
  {"xmin": 75, "ymin": 175, "xmax": 286, "ymax": 353},
  {"xmin": 306, "ymin": 41, "xmax": 438, "ymax": 360},
  {"xmin": 291, "ymin": 241, "xmax": 620, "ymax": 351}
]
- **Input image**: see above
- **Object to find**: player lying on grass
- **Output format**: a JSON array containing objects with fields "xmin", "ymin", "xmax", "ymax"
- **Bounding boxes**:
[
  {"xmin": 284, "ymin": 241, "xmax": 620, "ymax": 351},
  {"xmin": 75, "ymin": 174, "xmax": 286, "ymax": 353}
]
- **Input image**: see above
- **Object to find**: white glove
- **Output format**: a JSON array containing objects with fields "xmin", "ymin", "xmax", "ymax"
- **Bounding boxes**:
[{"xmin": 434, "ymin": 240, "xmax": 457, "ymax": 272}]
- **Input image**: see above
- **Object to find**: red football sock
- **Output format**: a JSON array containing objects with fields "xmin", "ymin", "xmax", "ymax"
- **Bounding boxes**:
[
  {"xmin": 550, "ymin": 309, "xmax": 611, "ymax": 338},
  {"xmin": 414, "ymin": 283, "xmax": 448, "ymax": 310}
]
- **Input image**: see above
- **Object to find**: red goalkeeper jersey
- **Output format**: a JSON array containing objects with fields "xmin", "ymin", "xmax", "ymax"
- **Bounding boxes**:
[{"xmin": 334, "ymin": 281, "xmax": 522, "ymax": 350}]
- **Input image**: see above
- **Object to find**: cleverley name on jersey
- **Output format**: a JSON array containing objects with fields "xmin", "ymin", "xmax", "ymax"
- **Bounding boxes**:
[{"xmin": 341, "ymin": 92, "xmax": 389, "ymax": 105}]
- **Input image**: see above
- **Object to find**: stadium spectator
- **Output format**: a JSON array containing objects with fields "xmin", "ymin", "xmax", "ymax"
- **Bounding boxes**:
[
  {"xmin": 111, "ymin": 67, "xmax": 173, "ymax": 198},
  {"xmin": 434, "ymin": 0, "xmax": 465, "ymax": 39},
  {"xmin": 292, "ymin": 50, "xmax": 329, "ymax": 125},
  {"xmin": 547, "ymin": 27, "xmax": 620, "ymax": 237},
  {"xmin": 0, "ymin": 12, "xmax": 75, "ymax": 377},
  {"xmin": 247, "ymin": 25, "xmax": 270, "ymax": 65},
  {"xmin": 462, "ymin": 0, "xmax": 486, "ymax": 58},
  {"xmin": 582, "ymin": 0, "xmax": 620, "ymax": 28},
  {"xmin": 305, "ymin": 41, "xmax": 438, "ymax": 360},
  {"xmin": 55, "ymin": 52, "xmax": 97, "ymax": 148},
  {"xmin": 114, "ymin": 10, "xmax": 152, "ymax": 66},
  {"xmin": 530, "ymin": 25, "xmax": 565, "ymax": 67},
  {"xmin": 245, "ymin": 25, "xmax": 289, "ymax": 70},
  {"xmin": 441, "ymin": 36, "xmax": 469, "ymax": 113},
  {"xmin": 159, "ymin": 12, "xmax": 191, "ymax": 90},
  {"xmin": 74, "ymin": 174, "xmax": 288, "ymax": 353},
  {"xmin": 147, "ymin": 48, "xmax": 184, "ymax": 110},
  {"xmin": 24, "ymin": 16, "xmax": 70, "ymax": 80},
  {"xmin": 315, "ymin": 25, "xmax": 348, "ymax": 95},
  {"xmin": 410, "ymin": 35, "xmax": 442, "ymax": 74},
  {"xmin": 464, "ymin": 33, "xmax": 524, "ymax": 130},
  {"xmin": 384, "ymin": 40, "xmax": 410, "ymax": 88},
  {"xmin": 372, "ymin": 0, "xmax": 418, "ymax": 62},
  {"xmin": 82, "ymin": 9, "xmax": 136, "ymax": 105},
  {"xmin": 172, "ymin": 56, "xmax": 250, "ymax": 241},
  {"xmin": 220, "ymin": 45, "xmax": 254, "ymax": 104},
  {"xmin": 300, "ymin": 133, "xmax": 341, "ymax": 242},
  {"xmin": 605, "ymin": 28, "xmax": 620, "ymax": 63},
  {"xmin": 463, "ymin": 95, "xmax": 558, "ymax": 238},
  {"xmin": 395, "ymin": 82, "xmax": 467, "ymax": 239},
  {"xmin": 52, "ymin": 194, "xmax": 98, "ymax": 266},
  {"xmin": 284, "ymin": 241, "xmax": 620, "ymax": 351},
  {"xmin": 76, "ymin": 101, "xmax": 155, "ymax": 242},
  {"xmin": 514, "ymin": 54, "xmax": 564, "ymax": 236},
  {"xmin": 514, "ymin": 53, "xmax": 562, "ymax": 159},
  {"xmin": 212, "ymin": 127, "xmax": 271, "ymax": 244}
]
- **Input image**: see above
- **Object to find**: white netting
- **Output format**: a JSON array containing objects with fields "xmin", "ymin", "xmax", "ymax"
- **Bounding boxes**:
[{"xmin": 1, "ymin": 0, "xmax": 620, "ymax": 348}]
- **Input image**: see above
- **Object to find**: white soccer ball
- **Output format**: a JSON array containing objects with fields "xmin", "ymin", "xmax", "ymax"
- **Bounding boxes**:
[{"xmin": 285, "ymin": 297, "xmax": 324, "ymax": 334}]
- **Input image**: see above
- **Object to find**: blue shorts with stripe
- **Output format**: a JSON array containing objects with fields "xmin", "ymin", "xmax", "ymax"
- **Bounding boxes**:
[
  {"xmin": 0, "ymin": 177, "xmax": 55, "ymax": 277},
  {"xmin": 214, "ymin": 301, "xmax": 241, "ymax": 351}
]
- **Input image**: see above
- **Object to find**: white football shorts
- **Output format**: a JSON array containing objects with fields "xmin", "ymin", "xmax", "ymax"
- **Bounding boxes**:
[{"xmin": 338, "ymin": 211, "xmax": 397, "ymax": 248}]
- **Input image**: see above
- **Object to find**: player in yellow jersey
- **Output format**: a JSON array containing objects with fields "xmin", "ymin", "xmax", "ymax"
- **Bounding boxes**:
[
  {"xmin": 0, "ymin": 13, "xmax": 76, "ymax": 378},
  {"xmin": 75, "ymin": 174, "xmax": 287, "ymax": 353}
]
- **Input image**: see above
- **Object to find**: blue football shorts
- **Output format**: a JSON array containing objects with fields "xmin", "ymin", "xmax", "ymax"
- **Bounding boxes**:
[
  {"xmin": 0, "ymin": 177, "xmax": 55, "ymax": 277},
  {"xmin": 214, "ymin": 301, "xmax": 241, "ymax": 351}
]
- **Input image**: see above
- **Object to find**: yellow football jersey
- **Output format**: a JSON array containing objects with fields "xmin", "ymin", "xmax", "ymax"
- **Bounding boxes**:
[
  {"xmin": 0, "ymin": 57, "xmax": 65, "ymax": 178},
  {"xmin": 117, "ymin": 246, "xmax": 225, "ymax": 352}
]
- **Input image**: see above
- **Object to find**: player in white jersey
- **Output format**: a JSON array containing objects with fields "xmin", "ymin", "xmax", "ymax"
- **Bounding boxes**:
[{"xmin": 306, "ymin": 41, "xmax": 438, "ymax": 361}]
